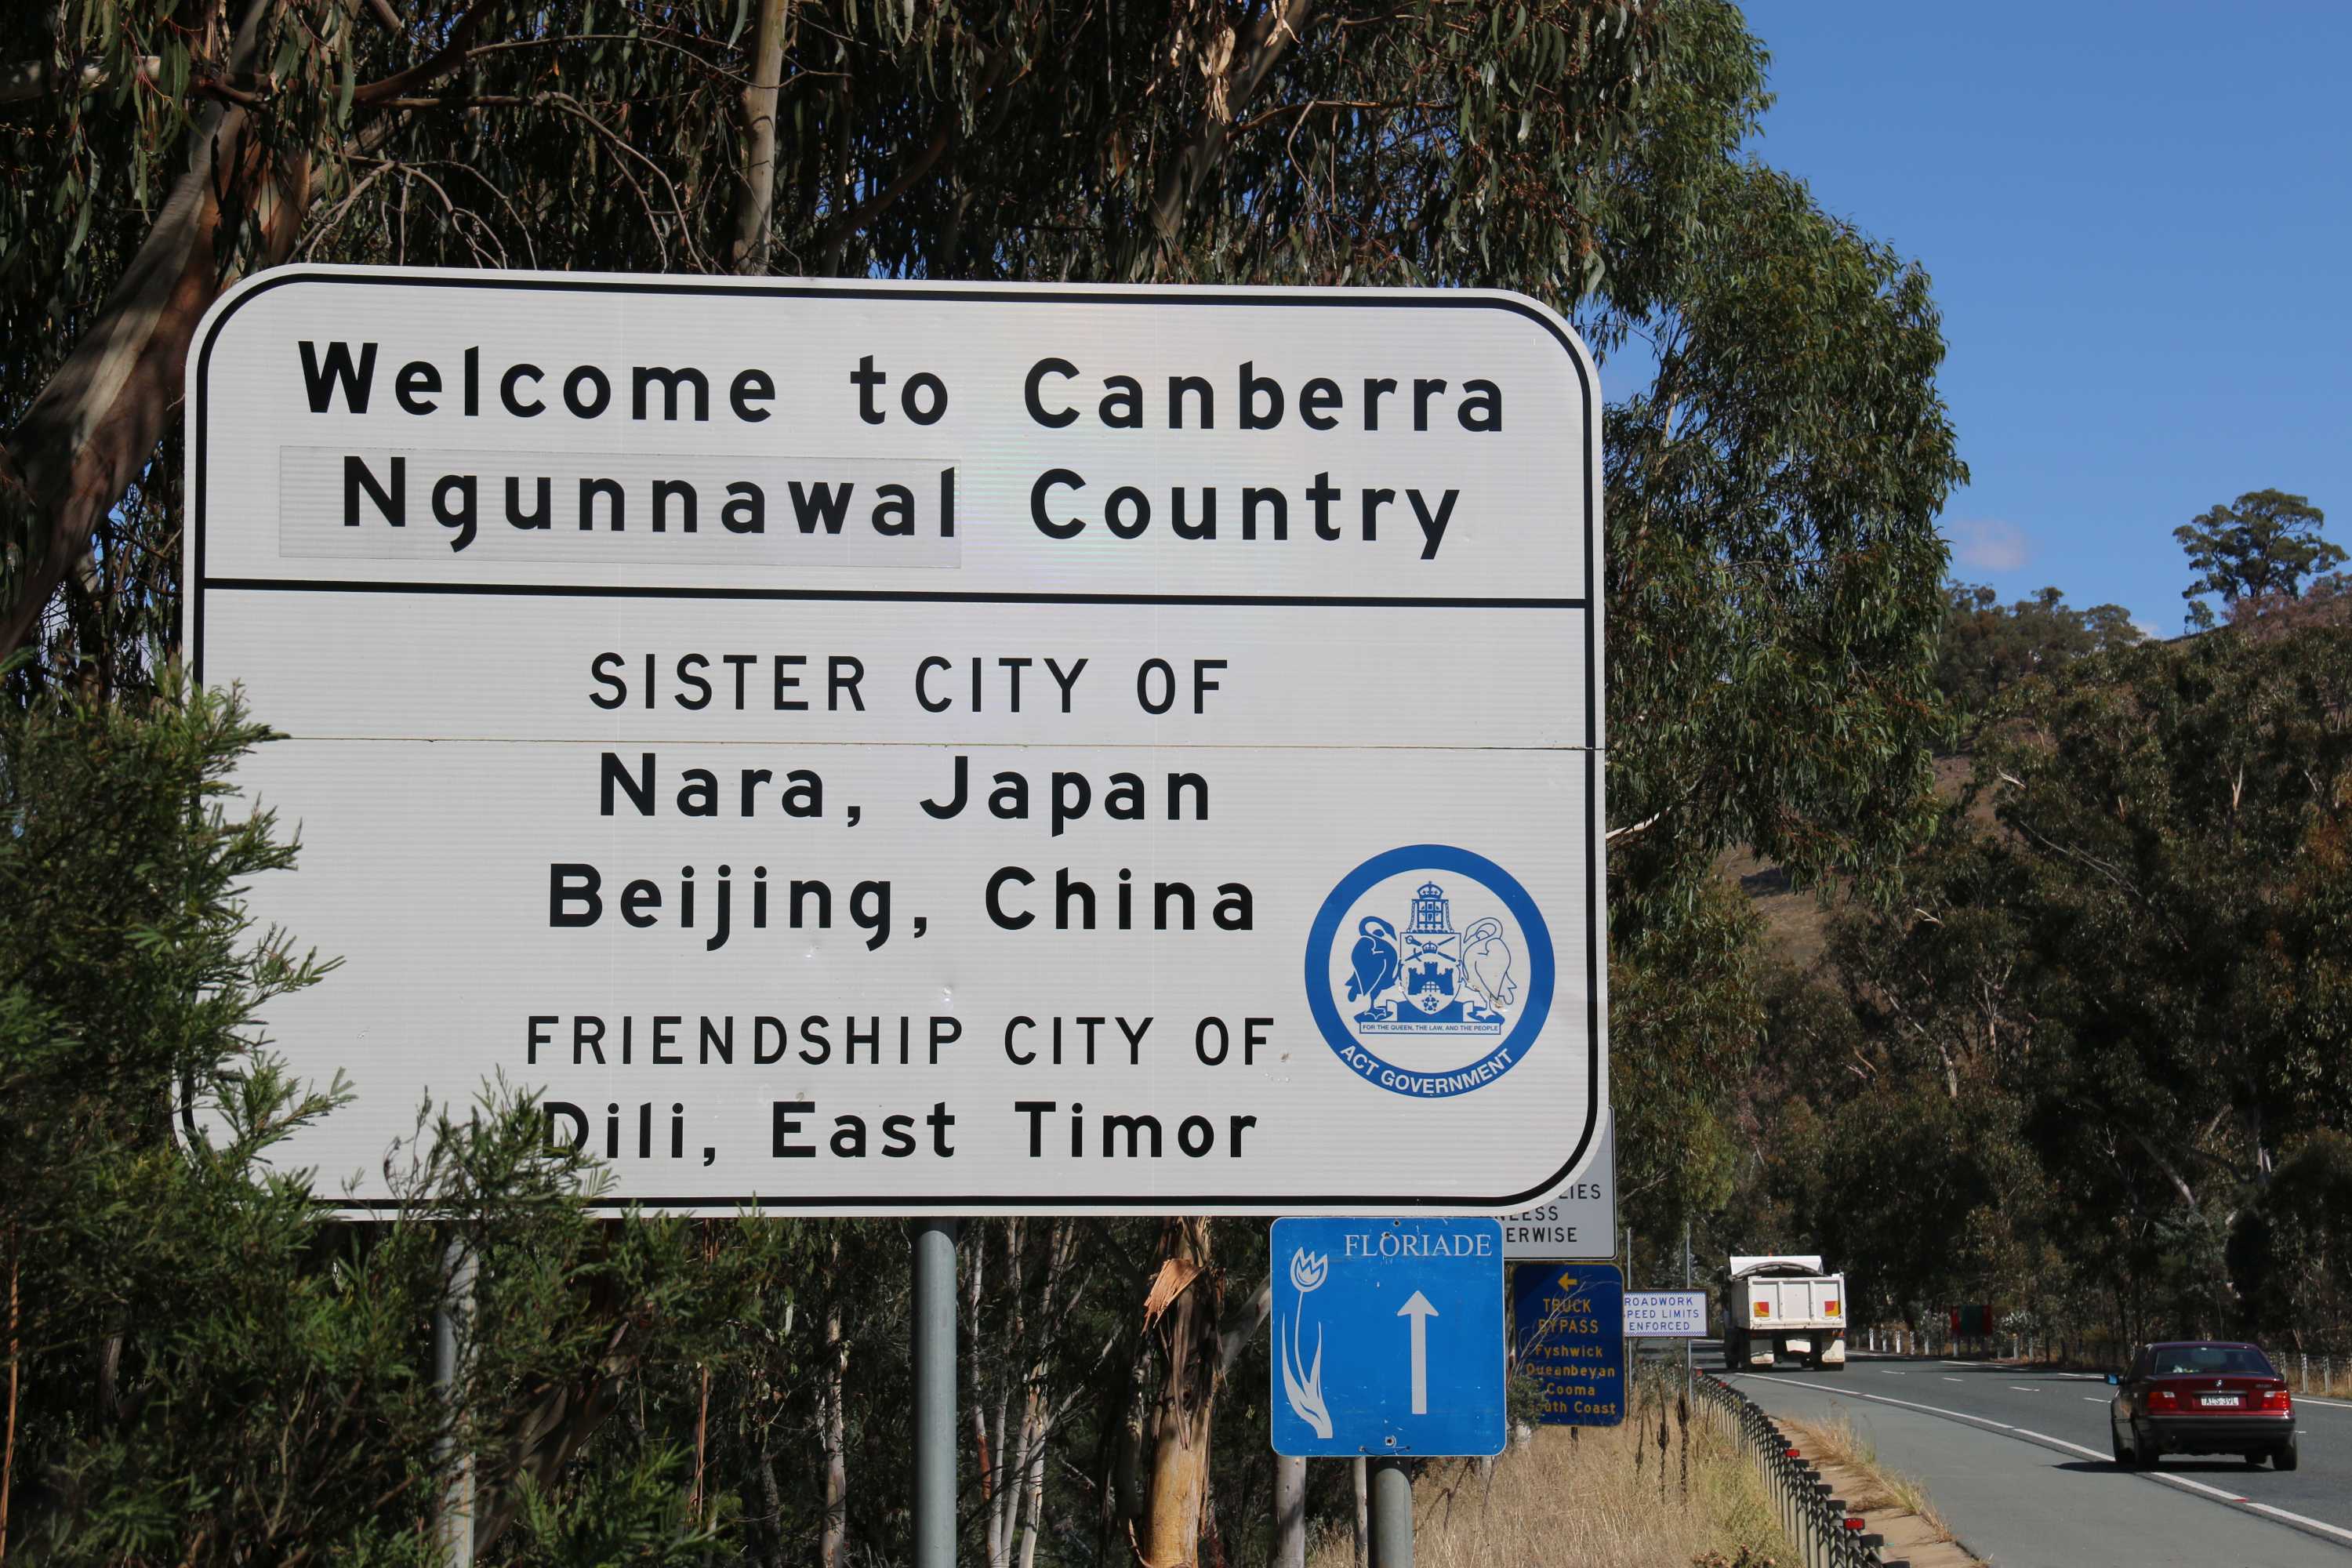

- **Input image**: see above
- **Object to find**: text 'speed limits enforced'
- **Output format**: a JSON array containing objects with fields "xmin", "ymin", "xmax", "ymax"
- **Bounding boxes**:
[{"xmin": 187, "ymin": 267, "xmax": 1606, "ymax": 1215}]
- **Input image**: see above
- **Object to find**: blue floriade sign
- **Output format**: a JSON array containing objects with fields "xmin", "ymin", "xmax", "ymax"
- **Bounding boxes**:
[{"xmin": 1270, "ymin": 1215, "xmax": 1506, "ymax": 1457}]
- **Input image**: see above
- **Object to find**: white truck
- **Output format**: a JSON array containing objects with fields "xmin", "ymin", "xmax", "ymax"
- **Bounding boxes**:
[{"xmin": 1724, "ymin": 1255, "xmax": 1846, "ymax": 1371}]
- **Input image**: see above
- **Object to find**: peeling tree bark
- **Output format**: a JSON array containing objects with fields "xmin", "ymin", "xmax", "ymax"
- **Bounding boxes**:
[
  {"xmin": 1125, "ymin": 0, "xmax": 1315, "ymax": 280},
  {"xmin": 0, "ymin": 0, "xmax": 306, "ymax": 659},
  {"xmin": 1135, "ymin": 1218, "xmax": 1222, "ymax": 1568}
]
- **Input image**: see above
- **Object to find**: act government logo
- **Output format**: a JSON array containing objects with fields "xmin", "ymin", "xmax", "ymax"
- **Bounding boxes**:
[{"xmin": 1305, "ymin": 845, "xmax": 1555, "ymax": 1098}]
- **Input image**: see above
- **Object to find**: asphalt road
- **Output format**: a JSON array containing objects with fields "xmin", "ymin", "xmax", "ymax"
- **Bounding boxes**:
[{"xmin": 1706, "ymin": 1345, "xmax": 2352, "ymax": 1568}]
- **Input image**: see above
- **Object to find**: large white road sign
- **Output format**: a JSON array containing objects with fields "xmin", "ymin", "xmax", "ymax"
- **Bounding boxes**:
[{"xmin": 187, "ymin": 268, "xmax": 1605, "ymax": 1214}]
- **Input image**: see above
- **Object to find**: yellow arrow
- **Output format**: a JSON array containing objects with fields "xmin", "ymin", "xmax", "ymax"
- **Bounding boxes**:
[{"xmin": 1557, "ymin": 1272, "xmax": 1580, "ymax": 1292}]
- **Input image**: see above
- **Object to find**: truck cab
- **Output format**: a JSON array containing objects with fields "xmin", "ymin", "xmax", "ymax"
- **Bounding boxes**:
[{"xmin": 1724, "ymin": 1255, "xmax": 1846, "ymax": 1372}]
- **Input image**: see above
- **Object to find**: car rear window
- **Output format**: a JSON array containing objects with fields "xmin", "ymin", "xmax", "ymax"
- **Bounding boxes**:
[{"xmin": 2151, "ymin": 1345, "xmax": 2275, "ymax": 1377}]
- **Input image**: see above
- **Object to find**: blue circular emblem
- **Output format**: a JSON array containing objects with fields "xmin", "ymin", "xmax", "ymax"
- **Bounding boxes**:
[{"xmin": 1304, "ymin": 844, "xmax": 1555, "ymax": 1098}]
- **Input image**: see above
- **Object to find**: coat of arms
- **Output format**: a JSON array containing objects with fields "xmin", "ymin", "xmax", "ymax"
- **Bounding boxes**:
[{"xmin": 1345, "ymin": 880, "xmax": 1514, "ymax": 1036}]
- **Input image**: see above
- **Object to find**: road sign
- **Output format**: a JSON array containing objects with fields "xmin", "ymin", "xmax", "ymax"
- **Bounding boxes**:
[
  {"xmin": 1501, "ymin": 1113, "xmax": 1616, "ymax": 1258},
  {"xmin": 1270, "ymin": 1217, "xmax": 1505, "ymax": 1457},
  {"xmin": 1511, "ymin": 1261, "xmax": 1624, "ymax": 1426},
  {"xmin": 187, "ymin": 267, "xmax": 1605, "ymax": 1214},
  {"xmin": 1624, "ymin": 1290, "xmax": 1708, "ymax": 1338}
]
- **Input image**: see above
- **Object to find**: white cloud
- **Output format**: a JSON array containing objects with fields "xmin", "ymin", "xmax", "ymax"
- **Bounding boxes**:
[
  {"xmin": 1947, "ymin": 517, "xmax": 2031, "ymax": 573},
  {"xmin": 2132, "ymin": 618, "xmax": 2161, "ymax": 640}
]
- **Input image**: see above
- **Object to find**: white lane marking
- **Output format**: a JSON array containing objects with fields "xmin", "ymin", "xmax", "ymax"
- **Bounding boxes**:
[
  {"xmin": 2296, "ymin": 1396, "xmax": 2352, "ymax": 1411},
  {"xmin": 2082, "ymin": 1396, "xmax": 2106, "ymax": 1403},
  {"xmin": 1738, "ymin": 1374, "xmax": 2016, "ymax": 1431},
  {"xmin": 2009, "ymin": 1385, "xmax": 2040, "ymax": 1392},
  {"xmin": 2147, "ymin": 1474, "xmax": 2248, "ymax": 1504},
  {"xmin": 2011, "ymin": 1428, "xmax": 2102, "ymax": 1459},
  {"xmin": 1942, "ymin": 1377, "xmax": 1963, "ymax": 1382},
  {"xmin": 2248, "ymin": 1505, "xmax": 2352, "ymax": 1546}
]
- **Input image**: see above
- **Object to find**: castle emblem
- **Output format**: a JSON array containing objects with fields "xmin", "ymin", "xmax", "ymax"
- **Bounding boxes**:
[{"xmin": 1347, "ymin": 881, "xmax": 1515, "ymax": 1035}]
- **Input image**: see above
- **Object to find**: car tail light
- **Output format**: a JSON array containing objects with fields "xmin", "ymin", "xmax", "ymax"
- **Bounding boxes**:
[
  {"xmin": 2147, "ymin": 1388, "xmax": 2180, "ymax": 1411},
  {"xmin": 2260, "ymin": 1387, "xmax": 2292, "ymax": 1413}
]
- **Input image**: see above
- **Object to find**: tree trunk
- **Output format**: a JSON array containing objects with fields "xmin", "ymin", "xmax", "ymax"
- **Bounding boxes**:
[
  {"xmin": 1351, "ymin": 1457, "xmax": 1368, "ymax": 1568},
  {"xmin": 1136, "ymin": 1218, "xmax": 1222, "ymax": 1567},
  {"xmin": 821, "ymin": 1239, "xmax": 848, "ymax": 1568},
  {"xmin": 724, "ymin": 0, "xmax": 791, "ymax": 273}
]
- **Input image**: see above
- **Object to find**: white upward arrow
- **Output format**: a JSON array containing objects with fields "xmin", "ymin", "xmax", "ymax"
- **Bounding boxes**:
[{"xmin": 1398, "ymin": 1290, "xmax": 1439, "ymax": 1414}]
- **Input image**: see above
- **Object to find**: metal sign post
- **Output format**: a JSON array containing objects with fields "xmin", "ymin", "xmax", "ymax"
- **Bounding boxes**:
[
  {"xmin": 1367, "ymin": 1456, "xmax": 1414, "ymax": 1568},
  {"xmin": 909, "ymin": 1220, "xmax": 958, "ymax": 1567},
  {"xmin": 433, "ymin": 1236, "xmax": 477, "ymax": 1566}
]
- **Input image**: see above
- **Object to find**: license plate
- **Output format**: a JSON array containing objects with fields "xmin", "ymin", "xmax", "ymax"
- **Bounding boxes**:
[{"xmin": 2198, "ymin": 1395, "xmax": 2240, "ymax": 1408}]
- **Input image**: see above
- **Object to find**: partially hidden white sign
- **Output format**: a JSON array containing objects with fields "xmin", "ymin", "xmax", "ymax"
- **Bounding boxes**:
[
  {"xmin": 1501, "ymin": 1114, "xmax": 1616, "ymax": 1258},
  {"xmin": 187, "ymin": 267, "xmax": 1606, "ymax": 1214}
]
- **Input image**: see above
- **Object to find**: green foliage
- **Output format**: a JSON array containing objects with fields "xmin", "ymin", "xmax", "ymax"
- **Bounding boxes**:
[
  {"xmin": 0, "ymin": 677, "xmax": 741, "ymax": 1563},
  {"xmin": 1934, "ymin": 583, "xmax": 2143, "ymax": 735},
  {"xmin": 1606, "ymin": 161, "xmax": 1964, "ymax": 924},
  {"xmin": 1612, "ymin": 878, "xmax": 1762, "ymax": 1238},
  {"xmin": 2229, "ymin": 1131, "xmax": 2352, "ymax": 1349},
  {"xmin": 1736, "ymin": 619, "xmax": 2352, "ymax": 1347},
  {"xmin": 2176, "ymin": 488, "xmax": 2344, "ymax": 630}
]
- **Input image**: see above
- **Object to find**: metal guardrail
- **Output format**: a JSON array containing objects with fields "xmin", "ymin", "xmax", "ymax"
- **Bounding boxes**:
[{"xmin": 1693, "ymin": 1370, "xmax": 1909, "ymax": 1568}]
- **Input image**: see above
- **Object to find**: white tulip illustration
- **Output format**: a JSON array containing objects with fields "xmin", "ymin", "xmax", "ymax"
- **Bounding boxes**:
[{"xmin": 1279, "ymin": 1248, "xmax": 1334, "ymax": 1439}]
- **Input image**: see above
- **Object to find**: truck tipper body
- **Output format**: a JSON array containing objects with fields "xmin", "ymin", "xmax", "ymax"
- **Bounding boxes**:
[{"xmin": 1725, "ymin": 1255, "xmax": 1846, "ymax": 1370}]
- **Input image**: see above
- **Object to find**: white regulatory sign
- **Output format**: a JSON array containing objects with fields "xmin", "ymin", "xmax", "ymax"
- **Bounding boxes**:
[
  {"xmin": 1623, "ymin": 1292, "xmax": 1709, "ymax": 1338},
  {"xmin": 1501, "ymin": 1114, "xmax": 1617, "ymax": 1258},
  {"xmin": 187, "ymin": 267, "xmax": 1606, "ymax": 1215}
]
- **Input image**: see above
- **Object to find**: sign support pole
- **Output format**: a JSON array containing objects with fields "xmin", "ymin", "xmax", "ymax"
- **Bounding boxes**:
[
  {"xmin": 1682, "ymin": 1220, "xmax": 1694, "ymax": 1413},
  {"xmin": 1367, "ymin": 1457, "xmax": 1413, "ymax": 1568},
  {"xmin": 434, "ymin": 1236, "xmax": 477, "ymax": 1567},
  {"xmin": 1272, "ymin": 1455, "xmax": 1307, "ymax": 1568},
  {"xmin": 911, "ymin": 1218, "xmax": 959, "ymax": 1568}
]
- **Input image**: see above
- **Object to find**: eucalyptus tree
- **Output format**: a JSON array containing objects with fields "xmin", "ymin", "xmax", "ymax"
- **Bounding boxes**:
[
  {"xmin": 2178, "ymin": 488, "xmax": 2343, "ymax": 629},
  {"xmin": 1777, "ymin": 620, "xmax": 2352, "ymax": 1345}
]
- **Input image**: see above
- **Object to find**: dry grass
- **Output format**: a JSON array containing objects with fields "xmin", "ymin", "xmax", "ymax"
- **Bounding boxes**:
[{"xmin": 1305, "ymin": 1417, "xmax": 1792, "ymax": 1568}]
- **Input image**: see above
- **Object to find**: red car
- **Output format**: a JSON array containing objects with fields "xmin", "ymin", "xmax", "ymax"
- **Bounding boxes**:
[{"xmin": 2108, "ymin": 1341, "xmax": 2298, "ymax": 1470}]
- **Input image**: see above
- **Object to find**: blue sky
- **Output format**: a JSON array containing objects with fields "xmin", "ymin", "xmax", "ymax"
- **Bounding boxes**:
[{"xmin": 1730, "ymin": 2, "xmax": 2352, "ymax": 635}]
